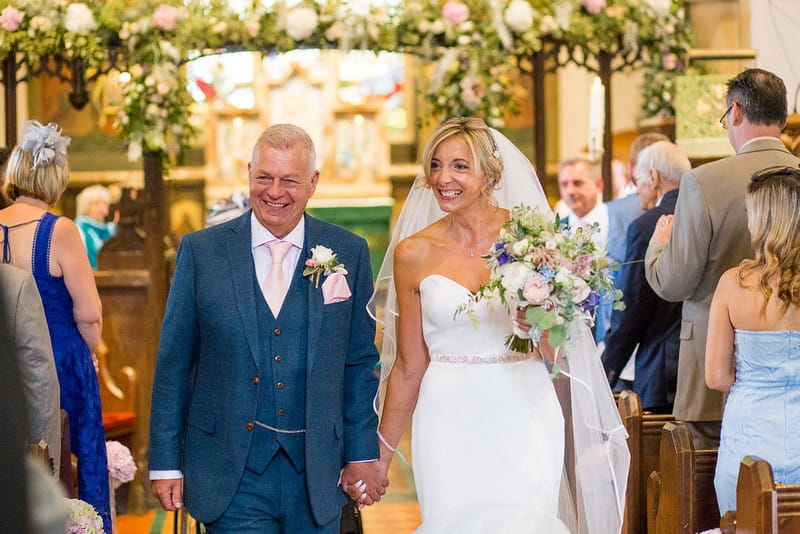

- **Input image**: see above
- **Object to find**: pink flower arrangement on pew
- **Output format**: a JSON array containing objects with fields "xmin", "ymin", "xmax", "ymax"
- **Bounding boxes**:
[{"xmin": 106, "ymin": 440, "xmax": 136, "ymax": 488}]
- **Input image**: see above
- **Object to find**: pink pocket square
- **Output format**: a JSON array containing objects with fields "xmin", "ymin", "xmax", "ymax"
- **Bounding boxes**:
[{"xmin": 321, "ymin": 272, "xmax": 352, "ymax": 304}]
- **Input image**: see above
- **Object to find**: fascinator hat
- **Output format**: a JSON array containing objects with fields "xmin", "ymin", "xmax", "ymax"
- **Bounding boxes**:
[
  {"xmin": 5, "ymin": 121, "xmax": 71, "ymax": 205},
  {"xmin": 19, "ymin": 120, "xmax": 71, "ymax": 170},
  {"xmin": 368, "ymin": 118, "xmax": 630, "ymax": 534}
]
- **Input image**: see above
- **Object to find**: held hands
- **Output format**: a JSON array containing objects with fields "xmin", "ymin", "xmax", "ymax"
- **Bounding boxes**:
[
  {"xmin": 341, "ymin": 461, "xmax": 389, "ymax": 508},
  {"xmin": 151, "ymin": 478, "xmax": 184, "ymax": 511},
  {"xmin": 650, "ymin": 214, "xmax": 674, "ymax": 245}
]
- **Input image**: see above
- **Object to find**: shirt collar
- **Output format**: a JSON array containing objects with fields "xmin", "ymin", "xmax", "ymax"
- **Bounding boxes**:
[
  {"xmin": 250, "ymin": 213, "xmax": 305, "ymax": 251},
  {"xmin": 574, "ymin": 202, "xmax": 606, "ymax": 225}
]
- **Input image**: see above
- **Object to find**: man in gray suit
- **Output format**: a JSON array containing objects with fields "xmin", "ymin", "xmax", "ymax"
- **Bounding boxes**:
[
  {"xmin": 150, "ymin": 124, "xmax": 386, "ymax": 533},
  {"xmin": 645, "ymin": 68, "xmax": 800, "ymax": 448},
  {"xmin": 0, "ymin": 263, "xmax": 61, "ymax": 474}
]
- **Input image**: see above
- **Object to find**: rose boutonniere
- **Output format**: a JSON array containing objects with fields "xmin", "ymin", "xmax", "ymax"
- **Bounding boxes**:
[{"xmin": 304, "ymin": 245, "xmax": 352, "ymax": 304}]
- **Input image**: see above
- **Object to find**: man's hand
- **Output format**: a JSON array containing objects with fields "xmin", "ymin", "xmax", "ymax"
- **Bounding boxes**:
[
  {"xmin": 340, "ymin": 461, "xmax": 389, "ymax": 508},
  {"xmin": 650, "ymin": 214, "xmax": 674, "ymax": 245},
  {"xmin": 151, "ymin": 478, "xmax": 184, "ymax": 511}
]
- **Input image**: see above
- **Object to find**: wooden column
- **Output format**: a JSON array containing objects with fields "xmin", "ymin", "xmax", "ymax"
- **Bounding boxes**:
[
  {"xmin": 598, "ymin": 52, "xmax": 613, "ymax": 201},
  {"xmin": 3, "ymin": 55, "xmax": 17, "ymax": 147},
  {"xmin": 531, "ymin": 51, "xmax": 549, "ymax": 198}
]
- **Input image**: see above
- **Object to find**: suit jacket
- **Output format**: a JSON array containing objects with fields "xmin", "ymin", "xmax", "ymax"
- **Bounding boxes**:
[
  {"xmin": 606, "ymin": 194, "xmax": 645, "ymax": 264},
  {"xmin": 149, "ymin": 212, "xmax": 380, "ymax": 525},
  {"xmin": 603, "ymin": 190, "xmax": 680, "ymax": 409},
  {"xmin": 645, "ymin": 138, "xmax": 800, "ymax": 421},
  {"xmin": 0, "ymin": 264, "xmax": 61, "ymax": 474}
]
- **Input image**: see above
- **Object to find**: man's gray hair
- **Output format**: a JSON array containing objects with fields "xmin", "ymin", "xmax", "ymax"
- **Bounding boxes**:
[
  {"xmin": 634, "ymin": 141, "xmax": 691, "ymax": 184},
  {"xmin": 253, "ymin": 124, "xmax": 317, "ymax": 174}
]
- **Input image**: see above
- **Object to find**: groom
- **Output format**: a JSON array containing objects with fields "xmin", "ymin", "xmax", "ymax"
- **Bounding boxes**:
[{"xmin": 149, "ymin": 123, "xmax": 386, "ymax": 533}]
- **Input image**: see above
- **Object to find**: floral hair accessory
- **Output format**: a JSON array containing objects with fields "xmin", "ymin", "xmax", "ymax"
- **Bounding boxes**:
[
  {"xmin": 303, "ymin": 245, "xmax": 347, "ymax": 288},
  {"xmin": 19, "ymin": 120, "xmax": 71, "ymax": 170}
]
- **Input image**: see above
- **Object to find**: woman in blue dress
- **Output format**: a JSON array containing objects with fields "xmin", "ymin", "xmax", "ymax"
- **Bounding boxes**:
[
  {"xmin": 0, "ymin": 121, "xmax": 111, "ymax": 531},
  {"xmin": 706, "ymin": 165, "xmax": 800, "ymax": 514}
]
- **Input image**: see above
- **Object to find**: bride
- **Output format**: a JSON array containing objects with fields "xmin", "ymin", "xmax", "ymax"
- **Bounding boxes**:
[{"xmin": 369, "ymin": 117, "xmax": 629, "ymax": 533}]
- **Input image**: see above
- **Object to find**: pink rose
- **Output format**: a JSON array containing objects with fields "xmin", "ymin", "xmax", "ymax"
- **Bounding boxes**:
[
  {"xmin": 573, "ymin": 278, "xmax": 591, "ymax": 303},
  {"xmin": 321, "ymin": 272, "xmax": 351, "ymax": 304},
  {"xmin": 576, "ymin": 255, "xmax": 593, "ymax": 277},
  {"xmin": 151, "ymin": 5, "xmax": 181, "ymax": 32},
  {"xmin": 305, "ymin": 259, "xmax": 318, "ymax": 268},
  {"xmin": 441, "ymin": 1, "xmax": 469, "ymax": 25},
  {"xmin": 0, "ymin": 6, "xmax": 24, "ymax": 32},
  {"xmin": 522, "ymin": 273, "xmax": 552, "ymax": 305},
  {"xmin": 581, "ymin": 0, "xmax": 606, "ymax": 15}
]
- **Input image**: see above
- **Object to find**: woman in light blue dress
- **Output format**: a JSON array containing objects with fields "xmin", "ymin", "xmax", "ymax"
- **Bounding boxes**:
[{"xmin": 706, "ymin": 166, "xmax": 800, "ymax": 514}]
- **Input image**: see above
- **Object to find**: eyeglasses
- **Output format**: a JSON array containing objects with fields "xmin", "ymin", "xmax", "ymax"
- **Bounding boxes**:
[{"xmin": 719, "ymin": 103, "xmax": 734, "ymax": 130}]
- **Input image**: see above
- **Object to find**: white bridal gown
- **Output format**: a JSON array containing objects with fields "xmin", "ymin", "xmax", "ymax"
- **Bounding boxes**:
[{"xmin": 412, "ymin": 274, "xmax": 570, "ymax": 533}]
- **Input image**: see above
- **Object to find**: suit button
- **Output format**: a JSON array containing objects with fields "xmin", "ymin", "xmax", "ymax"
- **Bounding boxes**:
[
  {"xmin": 273, "ymin": 328, "xmax": 281, "ymax": 335},
  {"xmin": 246, "ymin": 422, "xmax": 254, "ymax": 431},
  {"xmin": 274, "ymin": 355, "xmax": 282, "ymax": 362},
  {"xmin": 252, "ymin": 376, "xmax": 259, "ymax": 385},
  {"xmin": 277, "ymin": 409, "xmax": 286, "ymax": 416},
  {"xmin": 276, "ymin": 382, "xmax": 284, "ymax": 390}
]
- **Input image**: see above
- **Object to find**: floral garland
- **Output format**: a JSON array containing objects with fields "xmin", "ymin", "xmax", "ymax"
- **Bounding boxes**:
[{"xmin": 0, "ymin": 0, "xmax": 692, "ymax": 163}]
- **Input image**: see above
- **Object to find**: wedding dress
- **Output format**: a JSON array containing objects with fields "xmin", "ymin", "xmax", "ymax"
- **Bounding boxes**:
[
  {"xmin": 412, "ymin": 274, "xmax": 569, "ymax": 533},
  {"xmin": 370, "ymin": 126, "xmax": 629, "ymax": 534}
]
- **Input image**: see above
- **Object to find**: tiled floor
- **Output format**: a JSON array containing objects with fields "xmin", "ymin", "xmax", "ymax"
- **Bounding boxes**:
[{"xmin": 118, "ymin": 431, "xmax": 421, "ymax": 533}]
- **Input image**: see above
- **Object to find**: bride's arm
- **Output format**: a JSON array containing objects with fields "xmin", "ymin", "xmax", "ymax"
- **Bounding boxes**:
[{"xmin": 377, "ymin": 239, "xmax": 430, "ymax": 468}]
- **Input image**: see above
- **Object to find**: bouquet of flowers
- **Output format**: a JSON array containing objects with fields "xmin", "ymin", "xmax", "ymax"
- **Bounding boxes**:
[
  {"xmin": 65, "ymin": 498, "xmax": 104, "ymax": 534},
  {"xmin": 460, "ymin": 205, "xmax": 622, "ymax": 355}
]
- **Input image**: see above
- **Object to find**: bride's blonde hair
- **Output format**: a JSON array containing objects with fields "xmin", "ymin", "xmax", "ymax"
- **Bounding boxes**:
[
  {"xmin": 420, "ymin": 117, "xmax": 503, "ymax": 197},
  {"xmin": 740, "ymin": 166, "xmax": 800, "ymax": 314}
]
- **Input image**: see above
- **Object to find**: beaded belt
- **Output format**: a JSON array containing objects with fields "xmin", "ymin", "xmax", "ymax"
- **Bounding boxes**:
[
  {"xmin": 254, "ymin": 420, "xmax": 307, "ymax": 434},
  {"xmin": 430, "ymin": 353, "xmax": 533, "ymax": 364}
]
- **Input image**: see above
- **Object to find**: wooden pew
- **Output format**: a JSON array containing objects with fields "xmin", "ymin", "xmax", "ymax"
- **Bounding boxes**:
[
  {"xmin": 617, "ymin": 391, "xmax": 674, "ymax": 534},
  {"xmin": 97, "ymin": 339, "xmax": 138, "ymax": 451},
  {"xmin": 719, "ymin": 456, "xmax": 800, "ymax": 533},
  {"xmin": 647, "ymin": 421, "xmax": 719, "ymax": 534}
]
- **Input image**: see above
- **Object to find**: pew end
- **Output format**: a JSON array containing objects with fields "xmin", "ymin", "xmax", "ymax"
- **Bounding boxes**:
[{"xmin": 730, "ymin": 456, "xmax": 800, "ymax": 534}]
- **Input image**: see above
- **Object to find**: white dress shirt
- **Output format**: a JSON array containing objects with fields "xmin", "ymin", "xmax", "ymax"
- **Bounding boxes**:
[
  {"xmin": 151, "ymin": 215, "xmax": 306, "ymax": 481},
  {"xmin": 572, "ymin": 202, "xmax": 609, "ymax": 253}
]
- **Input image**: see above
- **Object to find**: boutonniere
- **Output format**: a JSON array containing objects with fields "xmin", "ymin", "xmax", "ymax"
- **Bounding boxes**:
[{"xmin": 304, "ymin": 245, "xmax": 352, "ymax": 304}]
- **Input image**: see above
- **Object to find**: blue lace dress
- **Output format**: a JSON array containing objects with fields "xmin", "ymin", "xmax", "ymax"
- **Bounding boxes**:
[
  {"xmin": 715, "ymin": 329, "xmax": 800, "ymax": 514},
  {"xmin": 29, "ymin": 212, "xmax": 111, "ymax": 532}
]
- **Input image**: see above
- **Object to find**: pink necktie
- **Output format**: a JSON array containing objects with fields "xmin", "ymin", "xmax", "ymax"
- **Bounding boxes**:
[{"xmin": 264, "ymin": 241, "xmax": 293, "ymax": 315}]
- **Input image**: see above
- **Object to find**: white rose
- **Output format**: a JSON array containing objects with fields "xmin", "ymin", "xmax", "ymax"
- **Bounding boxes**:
[
  {"xmin": 285, "ymin": 7, "xmax": 318, "ymax": 41},
  {"xmin": 572, "ymin": 278, "xmax": 591, "ymax": 303},
  {"xmin": 312, "ymin": 245, "xmax": 334, "ymax": 264},
  {"xmin": 504, "ymin": 0, "xmax": 534, "ymax": 34},
  {"xmin": 500, "ymin": 262, "xmax": 532, "ymax": 295},
  {"xmin": 645, "ymin": 0, "xmax": 671, "ymax": 15},
  {"xmin": 554, "ymin": 268, "xmax": 572, "ymax": 287},
  {"xmin": 456, "ymin": 34, "xmax": 471, "ymax": 45},
  {"xmin": 430, "ymin": 19, "xmax": 445, "ymax": 34},
  {"xmin": 64, "ymin": 3, "xmax": 97, "ymax": 33},
  {"xmin": 511, "ymin": 239, "xmax": 529, "ymax": 257}
]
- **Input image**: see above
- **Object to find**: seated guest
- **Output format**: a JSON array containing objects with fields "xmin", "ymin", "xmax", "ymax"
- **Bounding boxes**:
[
  {"xmin": 706, "ymin": 166, "xmax": 800, "ymax": 513},
  {"xmin": 74, "ymin": 184, "xmax": 117, "ymax": 269},
  {"xmin": 0, "ymin": 263, "xmax": 61, "ymax": 474},
  {"xmin": 602, "ymin": 141, "xmax": 690, "ymax": 413},
  {"xmin": 0, "ymin": 121, "xmax": 111, "ymax": 532}
]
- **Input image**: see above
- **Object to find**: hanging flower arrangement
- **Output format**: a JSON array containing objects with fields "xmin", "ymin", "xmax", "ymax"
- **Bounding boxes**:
[{"xmin": 0, "ymin": 0, "xmax": 692, "ymax": 162}]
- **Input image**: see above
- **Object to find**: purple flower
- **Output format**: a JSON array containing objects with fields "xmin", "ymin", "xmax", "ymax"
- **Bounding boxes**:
[
  {"xmin": 497, "ymin": 252, "xmax": 510, "ymax": 265},
  {"xmin": 582, "ymin": 291, "xmax": 600, "ymax": 312}
]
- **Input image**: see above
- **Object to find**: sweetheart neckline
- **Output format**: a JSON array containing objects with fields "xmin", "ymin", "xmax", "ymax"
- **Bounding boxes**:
[{"xmin": 420, "ymin": 273, "xmax": 478, "ymax": 293}]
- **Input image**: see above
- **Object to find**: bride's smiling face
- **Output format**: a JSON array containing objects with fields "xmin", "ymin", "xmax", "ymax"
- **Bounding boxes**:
[{"xmin": 429, "ymin": 136, "xmax": 488, "ymax": 213}]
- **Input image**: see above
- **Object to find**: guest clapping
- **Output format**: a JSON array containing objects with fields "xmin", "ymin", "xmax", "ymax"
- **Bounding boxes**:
[{"xmin": 0, "ymin": 121, "xmax": 111, "ymax": 532}]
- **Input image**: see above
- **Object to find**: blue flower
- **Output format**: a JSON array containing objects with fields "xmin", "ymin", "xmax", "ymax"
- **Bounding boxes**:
[
  {"xmin": 538, "ymin": 266, "xmax": 555, "ymax": 282},
  {"xmin": 497, "ymin": 252, "xmax": 510, "ymax": 265},
  {"xmin": 582, "ymin": 291, "xmax": 600, "ymax": 312}
]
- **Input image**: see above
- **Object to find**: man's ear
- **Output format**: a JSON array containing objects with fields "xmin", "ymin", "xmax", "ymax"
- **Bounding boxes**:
[
  {"xmin": 649, "ymin": 168, "xmax": 661, "ymax": 187},
  {"xmin": 731, "ymin": 101, "xmax": 745, "ymax": 128}
]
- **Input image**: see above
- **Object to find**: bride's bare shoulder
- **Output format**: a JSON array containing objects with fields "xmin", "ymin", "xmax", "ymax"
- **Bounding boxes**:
[{"xmin": 395, "ymin": 221, "xmax": 448, "ymax": 270}]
